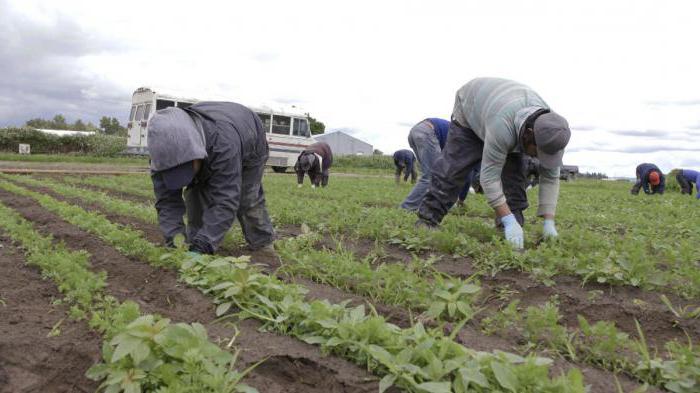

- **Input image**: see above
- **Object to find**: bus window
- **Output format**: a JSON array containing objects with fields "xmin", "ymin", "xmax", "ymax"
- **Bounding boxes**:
[
  {"xmin": 129, "ymin": 105, "xmax": 137, "ymax": 121},
  {"xmin": 256, "ymin": 113, "xmax": 272, "ymax": 133},
  {"xmin": 271, "ymin": 115, "xmax": 291, "ymax": 135},
  {"xmin": 177, "ymin": 102, "xmax": 193, "ymax": 109},
  {"xmin": 142, "ymin": 104, "xmax": 152, "ymax": 120},
  {"xmin": 293, "ymin": 118, "xmax": 309, "ymax": 137},
  {"xmin": 156, "ymin": 99, "xmax": 175, "ymax": 110},
  {"xmin": 135, "ymin": 105, "xmax": 145, "ymax": 122}
]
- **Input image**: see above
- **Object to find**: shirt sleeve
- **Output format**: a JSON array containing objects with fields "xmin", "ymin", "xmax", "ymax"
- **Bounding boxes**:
[
  {"xmin": 152, "ymin": 174, "xmax": 186, "ymax": 241},
  {"xmin": 537, "ymin": 166, "xmax": 560, "ymax": 216},
  {"xmin": 480, "ymin": 130, "xmax": 510, "ymax": 209}
]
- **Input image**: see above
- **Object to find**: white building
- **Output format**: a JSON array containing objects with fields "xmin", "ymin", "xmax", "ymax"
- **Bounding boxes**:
[{"xmin": 314, "ymin": 131, "xmax": 373, "ymax": 156}]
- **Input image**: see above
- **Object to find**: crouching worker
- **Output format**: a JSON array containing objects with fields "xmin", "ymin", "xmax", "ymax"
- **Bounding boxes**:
[
  {"xmin": 148, "ymin": 103, "xmax": 275, "ymax": 254},
  {"xmin": 393, "ymin": 149, "xmax": 417, "ymax": 184},
  {"xmin": 630, "ymin": 163, "xmax": 665, "ymax": 195},
  {"xmin": 295, "ymin": 142, "xmax": 333, "ymax": 188},
  {"xmin": 676, "ymin": 169, "xmax": 700, "ymax": 198},
  {"xmin": 401, "ymin": 118, "xmax": 475, "ymax": 210},
  {"xmin": 417, "ymin": 78, "xmax": 571, "ymax": 249}
]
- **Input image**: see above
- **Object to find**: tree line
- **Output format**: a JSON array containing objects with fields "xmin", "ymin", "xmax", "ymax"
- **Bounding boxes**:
[{"xmin": 25, "ymin": 114, "xmax": 126, "ymax": 136}]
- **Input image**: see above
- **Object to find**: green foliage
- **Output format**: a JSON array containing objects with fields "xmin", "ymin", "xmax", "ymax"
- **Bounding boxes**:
[
  {"xmin": 0, "ymin": 127, "xmax": 125, "ymax": 156},
  {"xmin": 87, "ymin": 316, "xmax": 254, "ymax": 393},
  {"xmin": 0, "ymin": 194, "xmax": 254, "ymax": 393},
  {"xmin": 0, "ymin": 176, "xmax": 584, "ymax": 392},
  {"xmin": 99, "ymin": 116, "xmax": 127, "ymax": 136},
  {"xmin": 305, "ymin": 113, "xmax": 325, "ymax": 135}
]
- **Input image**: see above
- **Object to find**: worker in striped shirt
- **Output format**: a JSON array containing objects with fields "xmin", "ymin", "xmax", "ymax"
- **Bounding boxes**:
[{"xmin": 416, "ymin": 78, "xmax": 571, "ymax": 249}]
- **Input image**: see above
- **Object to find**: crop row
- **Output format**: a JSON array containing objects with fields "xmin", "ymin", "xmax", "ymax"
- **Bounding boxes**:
[
  {"xmin": 0, "ymin": 197, "xmax": 255, "ymax": 392},
  {"xmin": 63, "ymin": 173, "xmax": 700, "ymax": 299},
  {"xmin": 0, "ymin": 176, "xmax": 586, "ymax": 392},
  {"xmin": 11, "ymin": 174, "xmax": 697, "ymax": 391}
]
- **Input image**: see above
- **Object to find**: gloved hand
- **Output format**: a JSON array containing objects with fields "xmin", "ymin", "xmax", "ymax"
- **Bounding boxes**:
[
  {"xmin": 311, "ymin": 184, "xmax": 316, "ymax": 189},
  {"xmin": 297, "ymin": 184, "xmax": 303, "ymax": 188},
  {"xmin": 501, "ymin": 213, "xmax": 524, "ymax": 249},
  {"xmin": 543, "ymin": 218, "xmax": 558, "ymax": 239},
  {"xmin": 185, "ymin": 250, "xmax": 203, "ymax": 261}
]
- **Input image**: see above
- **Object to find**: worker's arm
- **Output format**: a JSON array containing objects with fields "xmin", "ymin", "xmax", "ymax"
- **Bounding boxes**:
[
  {"xmin": 190, "ymin": 133, "xmax": 241, "ymax": 254},
  {"xmin": 152, "ymin": 173, "xmax": 186, "ymax": 246},
  {"xmin": 537, "ymin": 165, "xmax": 560, "ymax": 218},
  {"xmin": 480, "ymin": 134, "xmax": 510, "ymax": 216}
]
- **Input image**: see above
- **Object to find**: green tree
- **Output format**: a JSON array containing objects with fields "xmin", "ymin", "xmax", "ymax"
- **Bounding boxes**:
[
  {"xmin": 73, "ymin": 119, "xmax": 86, "ymax": 131},
  {"xmin": 306, "ymin": 113, "xmax": 325, "ymax": 135},
  {"xmin": 52, "ymin": 114, "xmax": 67, "ymax": 129},
  {"xmin": 100, "ymin": 116, "xmax": 126, "ymax": 136},
  {"xmin": 373, "ymin": 149, "xmax": 384, "ymax": 155}
]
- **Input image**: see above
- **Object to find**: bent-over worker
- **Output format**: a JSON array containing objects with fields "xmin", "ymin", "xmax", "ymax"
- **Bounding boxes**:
[
  {"xmin": 393, "ymin": 149, "xmax": 417, "ymax": 184},
  {"xmin": 401, "ymin": 118, "xmax": 476, "ymax": 211},
  {"xmin": 295, "ymin": 141, "xmax": 333, "ymax": 188},
  {"xmin": 676, "ymin": 168, "xmax": 700, "ymax": 198},
  {"xmin": 630, "ymin": 163, "xmax": 665, "ymax": 195},
  {"xmin": 148, "ymin": 103, "xmax": 275, "ymax": 254},
  {"xmin": 417, "ymin": 77, "xmax": 571, "ymax": 249}
]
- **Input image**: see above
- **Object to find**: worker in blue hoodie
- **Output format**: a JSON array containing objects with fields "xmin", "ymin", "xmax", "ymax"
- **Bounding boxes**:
[
  {"xmin": 676, "ymin": 168, "xmax": 700, "ymax": 198},
  {"xmin": 630, "ymin": 163, "xmax": 665, "ymax": 195},
  {"xmin": 401, "ymin": 118, "xmax": 477, "ymax": 211},
  {"xmin": 148, "ymin": 103, "xmax": 275, "ymax": 255},
  {"xmin": 393, "ymin": 149, "xmax": 417, "ymax": 184}
]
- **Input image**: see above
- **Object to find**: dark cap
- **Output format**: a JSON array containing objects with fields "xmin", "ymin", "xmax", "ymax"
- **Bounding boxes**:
[
  {"xmin": 533, "ymin": 111, "xmax": 571, "ymax": 169},
  {"xmin": 160, "ymin": 161, "xmax": 195, "ymax": 190}
]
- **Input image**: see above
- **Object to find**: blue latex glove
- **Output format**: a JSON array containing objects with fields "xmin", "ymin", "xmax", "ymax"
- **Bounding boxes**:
[
  {"xmin": 501, "ymin": 213, "xmax": 524, "ymax": 249},
  {"xmin": 543, "ymin": 218, "xmax": 558, "ymax": 239},
  {"xmin": 186, "ymin": 250, "xmax": 203, "ymax": 261}
]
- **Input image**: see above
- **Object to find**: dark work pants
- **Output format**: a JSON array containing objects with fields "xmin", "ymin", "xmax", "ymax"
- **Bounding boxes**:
[
  {"xmin": 676, "ymin": 172, "xmax": 694, "ymax": 195},
  {"xmin": 185, "ymin": 161, "xmax": 275, "ymax": 250},
  {"xmin": 395, "ymin": 164, "xmax": 417, "ymax": 183},
  {"xmin": 418, "ymin": 121, "xmax": 528, "ymax": 226}
]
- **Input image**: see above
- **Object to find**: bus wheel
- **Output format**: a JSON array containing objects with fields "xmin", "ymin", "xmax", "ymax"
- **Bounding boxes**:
[{"xmin": 272, "ymin": 166, "xmax": 287, "ymax": 173}]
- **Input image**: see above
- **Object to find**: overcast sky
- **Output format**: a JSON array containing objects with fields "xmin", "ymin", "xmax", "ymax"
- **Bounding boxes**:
[{"xmin": 1, "ymin": 0, "xmax": 699, "ymax": 177}]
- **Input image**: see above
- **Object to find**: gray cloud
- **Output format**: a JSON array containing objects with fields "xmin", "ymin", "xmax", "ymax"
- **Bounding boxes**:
[
  {"xmin": 273, "ymin": 97, "xmax": 306, "ymax": 106},
  {"xmin": 688, "ymin": 122, "xmax": 700, "ymax": 130},
  {"xmin": 396, "ymin": 121, "xmax": 415, "ymax": 128},
  {"xmin": 571, "ymin": 125, "xmax": 597, "ymax": 131},
  {"xmin": 0, "ymin": 3, "xmax": 130, "ymax": 127},
  {"xmin": 608, "ymin": 129, "xmax": 672, "ymax": 138},
  {"xmin": 646, "ymin": 99, "xmax": 700, "ymax": 107},
  {"xmin": 568, "ymin": 144, "xmax": 700, "ymax": 154}
]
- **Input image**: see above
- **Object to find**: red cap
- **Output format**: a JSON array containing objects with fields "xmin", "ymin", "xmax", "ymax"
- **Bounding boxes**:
[{"xmin": 649, "ymin": 171, "xmax": 660, "ymax": 186}]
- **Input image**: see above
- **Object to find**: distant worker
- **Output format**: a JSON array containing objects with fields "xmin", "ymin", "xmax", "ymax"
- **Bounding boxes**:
[
  {"xmin": 417, "ymin": 78, "xmax": 571, "ymax": 249},
  {"xmin": 295, "ymin": 141, "xmax": 333, "ymax": 188},
  {"xmin": 393, "ymin": 149, "xmax": 417, "ymax": 184},
  {"xmin": 630, "ymin": 163, "xmax": 665, "ymax": 195},
  {"xmin": 148, "ymin": 103, "xmax": 275, "ymax": 255},
  {"xmin": 400, "ymin": 118, "xmax": 476, "ymax": 211},
  {"xmin": 676, "ymin": 168, "xmax": 700, "ymax": 198}
]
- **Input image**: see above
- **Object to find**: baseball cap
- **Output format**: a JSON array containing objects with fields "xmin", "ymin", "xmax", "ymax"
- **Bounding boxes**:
[
  {"xmin": 533, "ymin": 112, "xmax": 571, "ymax": 169},
  {"xmin": 649, "ymin": 171, "xmax": 661, "ymax": 186}
]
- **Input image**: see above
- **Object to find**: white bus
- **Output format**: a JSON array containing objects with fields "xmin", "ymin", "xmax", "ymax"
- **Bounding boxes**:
[{"xmin": 126, "ymin": 87, "xmax": 314, "ymax": 172}]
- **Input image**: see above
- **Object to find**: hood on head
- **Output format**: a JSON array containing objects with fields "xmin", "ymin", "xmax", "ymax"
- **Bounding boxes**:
[{"xmin": 148, "ymin": 107, "xmax": 207, "ymax": 172}]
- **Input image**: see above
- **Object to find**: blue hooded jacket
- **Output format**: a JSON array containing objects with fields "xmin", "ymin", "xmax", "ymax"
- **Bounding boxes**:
[{"xmin": 635, "ymin": 163, "xmax": 665, "ymax": 194}]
